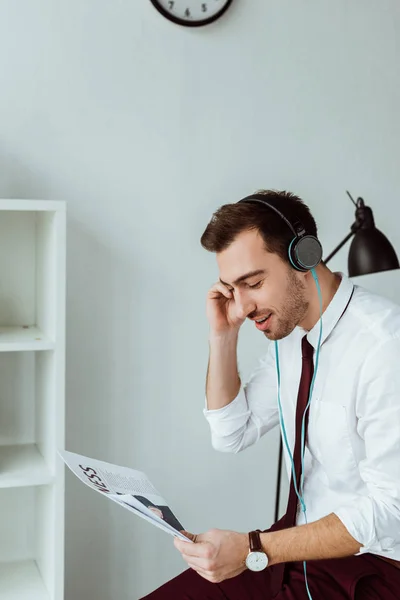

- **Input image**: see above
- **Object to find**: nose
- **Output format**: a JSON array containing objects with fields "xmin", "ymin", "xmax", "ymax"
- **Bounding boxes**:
[{"xmin": 235, "ymin": 291, "xmax": 255, "ymax": 321}]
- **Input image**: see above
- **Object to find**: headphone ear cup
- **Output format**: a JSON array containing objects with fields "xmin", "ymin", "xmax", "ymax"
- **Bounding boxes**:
[{"xmin": 289, "ymin": 236, "xmax": 323, "ymax": 271}]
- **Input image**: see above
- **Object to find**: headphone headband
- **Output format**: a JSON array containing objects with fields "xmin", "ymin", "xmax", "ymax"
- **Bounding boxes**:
[{"xmin": 238, "ymin": 193, "xmax": 299, "ymax": 238}]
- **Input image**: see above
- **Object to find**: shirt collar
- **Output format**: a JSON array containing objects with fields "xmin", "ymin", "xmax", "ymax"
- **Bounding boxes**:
[{"xmin": 300, "ymin": 271, "xmax": 355, "ymax": 349}]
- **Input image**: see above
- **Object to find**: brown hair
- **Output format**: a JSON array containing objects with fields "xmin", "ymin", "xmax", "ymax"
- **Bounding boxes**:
[{"xmin": 200, "ymin": 189, "xmax": 319, "ymax": 264}]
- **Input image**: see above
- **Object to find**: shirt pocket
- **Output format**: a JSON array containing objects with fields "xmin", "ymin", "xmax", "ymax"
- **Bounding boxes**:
[{"xmin": 307, "ymin": 398, "xmax": 358, "ymax": 478}]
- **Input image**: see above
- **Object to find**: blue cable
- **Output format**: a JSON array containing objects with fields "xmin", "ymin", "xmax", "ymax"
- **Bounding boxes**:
[{"xmin": 274, "ymin": 267, "xmax": 323, "ymax": 600}]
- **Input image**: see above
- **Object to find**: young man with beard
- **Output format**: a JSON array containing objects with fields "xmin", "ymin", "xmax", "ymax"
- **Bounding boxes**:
[{"xmin": 141, "ymin": 190, "xmax": 400, "ymax": 600}]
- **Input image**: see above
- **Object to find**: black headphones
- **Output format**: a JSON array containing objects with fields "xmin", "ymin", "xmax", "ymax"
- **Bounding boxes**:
[{"xmin": 237, "ymin": 193, "xmax": 323, "ymax": 272}]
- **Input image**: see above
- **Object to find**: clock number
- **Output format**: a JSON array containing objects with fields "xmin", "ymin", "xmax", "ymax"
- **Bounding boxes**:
[{"xmin": 151, "ymin": 0, "xmax": 232, "ymax": 26}]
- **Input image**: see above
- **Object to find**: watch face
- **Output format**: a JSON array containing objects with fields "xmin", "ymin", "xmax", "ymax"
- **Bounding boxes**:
[
  {"xmin": 150, "ymin": 1, "xmax": 233, "ymax": 27},
  {"xmin": 246, "ymin": 551, "xmax": 268, "ymax": 571}
]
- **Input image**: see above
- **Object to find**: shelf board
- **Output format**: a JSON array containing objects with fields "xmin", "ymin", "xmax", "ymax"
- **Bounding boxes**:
[
  {"xmin": 0, "ymin": 327, "xmax": 54, "ymax": 352},
  {"xmin": 0, "ymin": 199, "xmax": 65, "ymax": 212},
  {"xmin": 0, "ymin": 445, "xmax": 54, "ymax": 489},
  {"xmin": 0, "ymin": 560, "xmax": 50, "ymax": 599}
]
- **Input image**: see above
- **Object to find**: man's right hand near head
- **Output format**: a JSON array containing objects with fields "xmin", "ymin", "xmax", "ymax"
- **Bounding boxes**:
[{"xmin": 206, "ymin": 282, "xmax": 246, "ymax": 337}]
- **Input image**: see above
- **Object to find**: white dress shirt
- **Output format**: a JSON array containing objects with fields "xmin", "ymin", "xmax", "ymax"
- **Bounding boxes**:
[{"xmin": 204, "ymin": 272, "xmax": 400, "ymax": 562}]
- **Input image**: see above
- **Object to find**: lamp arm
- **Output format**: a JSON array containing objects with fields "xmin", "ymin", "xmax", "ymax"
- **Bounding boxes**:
[
  {"xmin": 323, "ymin": 231, "xmax": 355, "ymax": 264},
  {"xmin": 323, "ymin": 219, "xmax": 362, "ymax": 265}
]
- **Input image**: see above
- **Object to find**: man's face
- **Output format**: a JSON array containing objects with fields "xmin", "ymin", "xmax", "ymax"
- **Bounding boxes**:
[{"xmin": 216, "ymin": 229, "xmax": 309, "ymax": 340}]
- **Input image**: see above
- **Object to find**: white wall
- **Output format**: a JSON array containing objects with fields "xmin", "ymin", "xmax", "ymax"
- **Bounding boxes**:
[{"xmin": 0, "ymin": 1, "xmax": 399, "ymax": 598}]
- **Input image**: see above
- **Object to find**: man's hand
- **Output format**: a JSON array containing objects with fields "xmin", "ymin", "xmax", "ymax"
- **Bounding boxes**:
[
  {"xmin": 206, "ymin": 282, "xmax": 246, "ymax": 335},
  {"xmin": 174, "ymin": 529, "xmax": 248, "ymax": 584}
]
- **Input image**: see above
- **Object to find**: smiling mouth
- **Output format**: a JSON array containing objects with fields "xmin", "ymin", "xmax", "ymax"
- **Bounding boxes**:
[
  {"xmin": 254, "ymin": 313, "xmax": 272, "ymax": 324},
  {"xmin": 253, "ymin": 314, "xmax": 273, "ymax": 331}
]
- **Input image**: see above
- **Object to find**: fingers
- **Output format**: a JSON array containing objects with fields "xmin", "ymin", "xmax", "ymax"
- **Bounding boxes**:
[
  {"xmin": 188, "ymin": 565, "xmax": 212, "ymax": 579},
  {"xmin": 187, "ymin": 564, "xmax": 224, "ymax": 584},
  {"xmin": 208, "ymin": 282, "xmax": 232, "ymax": 300},
  {"xmin": 184, "ymin": 554, "xmax": 216, "ymax": 580},
  {"xmin": 179, "ymin": 531, "xmax": 197, "ymax": 542},
  {"xmin": 174, "ymin": 538, "xmax": 213, "ymax": 559},
  {"xmin": 182, "ymin": 554, "xmax": 211, "ymax": 571}
]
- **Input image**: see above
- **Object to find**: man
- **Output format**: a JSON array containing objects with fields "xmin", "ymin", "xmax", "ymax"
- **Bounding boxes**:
[{"xmin": 141, "ymin": 190, "xmax": 400, "ymax": 599}]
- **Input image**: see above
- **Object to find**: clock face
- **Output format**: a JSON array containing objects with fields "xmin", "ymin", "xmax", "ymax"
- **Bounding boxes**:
[
  {"xmin": 245, "ymin": 551, "xmax": 268, "ymax": 572},
  {"xmin": 150, "ymin": 0, "xmax": 233, "ymax": 27}
]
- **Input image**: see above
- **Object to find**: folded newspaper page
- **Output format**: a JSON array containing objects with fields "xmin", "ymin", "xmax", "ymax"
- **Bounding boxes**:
[{"xmin": 59, "ymin": 449, "xmax": 192, "ymax": 543}]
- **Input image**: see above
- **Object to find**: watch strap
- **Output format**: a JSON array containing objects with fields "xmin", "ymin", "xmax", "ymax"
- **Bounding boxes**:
[{"xmin": 248, "ymin": 529, "xmax": 262, "ymax": 552}]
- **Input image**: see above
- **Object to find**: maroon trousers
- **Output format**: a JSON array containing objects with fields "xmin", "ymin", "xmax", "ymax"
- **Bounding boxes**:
[
  {"xmin": 140, "ymin": 514, "xmax": 400, "ymax": 600},
  {"xmin": 139, "ymin": 544, "xmax": 400, "ymax": 600}
]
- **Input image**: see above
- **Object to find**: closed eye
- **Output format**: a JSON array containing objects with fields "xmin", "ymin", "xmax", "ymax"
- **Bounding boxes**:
[{"xmin": 248, "ymin": 281, "xmax": 263, "ymax": 289}]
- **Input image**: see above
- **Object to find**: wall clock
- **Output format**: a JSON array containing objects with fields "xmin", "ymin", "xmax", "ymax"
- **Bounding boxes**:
[{"xmin": 150, "ymin": 1, "xmax": 233, "ymax": 27}]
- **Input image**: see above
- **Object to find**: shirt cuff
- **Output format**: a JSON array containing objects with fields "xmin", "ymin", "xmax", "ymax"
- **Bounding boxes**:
[
  {"xmin": 334, "ymin": 497, "xmax": 396, "ymax": 556},
  {"xmin": 203, "ymin": 386, "xmax": 250, "ymax": 437}
]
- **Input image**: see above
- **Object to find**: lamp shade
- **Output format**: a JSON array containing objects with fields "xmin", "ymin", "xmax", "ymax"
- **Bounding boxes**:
[{"xmin": 348, "ymin": 200, "xmax": 400, "ymax": 277}]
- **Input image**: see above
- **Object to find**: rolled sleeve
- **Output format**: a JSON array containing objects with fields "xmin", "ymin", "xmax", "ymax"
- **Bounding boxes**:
[
  {"xmin": 203, "ymin": 345, "xmax": 279, "ymax": 454},
  {"xmin": 334, "ymin": 496, "xmax": 396, "ymax": 556},
  {"xmin": 334, "ymin": 337, "xmax": 400, "ymax": 557},
  {"xmin": 203, "ymin": 387, "xmax": 253, "ymax": 453}
]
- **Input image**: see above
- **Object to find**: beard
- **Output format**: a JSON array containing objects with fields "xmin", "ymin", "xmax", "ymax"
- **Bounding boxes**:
[{"xmin": 264, "ymin": 268, "xmax": 309, "ymax": 341}]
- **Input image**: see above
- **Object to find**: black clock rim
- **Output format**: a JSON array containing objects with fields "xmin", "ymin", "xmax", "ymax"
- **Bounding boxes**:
[{"xmin": 150, "ymin": 0, "xmax": 233, "ymax": 27}]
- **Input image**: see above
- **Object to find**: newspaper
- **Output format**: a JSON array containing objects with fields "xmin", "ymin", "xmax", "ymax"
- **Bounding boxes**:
[{"xmin": 59, "ymin": 449, "xmax": 192, "ymax": 543}]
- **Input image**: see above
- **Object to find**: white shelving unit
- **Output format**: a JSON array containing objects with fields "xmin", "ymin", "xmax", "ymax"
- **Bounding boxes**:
[{"xmin": 0, "ymin": 200, "xmax": 66, "ymax": 599}]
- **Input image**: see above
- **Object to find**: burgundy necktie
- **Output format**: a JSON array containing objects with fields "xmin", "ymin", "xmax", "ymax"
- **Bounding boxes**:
[
  {"xmin": 270, "ymin": 334, "xmax": 314, "ymax": 596},
  {"xmin": 284, "ymin": 335, "xmax": 314, "ymax": 528}
]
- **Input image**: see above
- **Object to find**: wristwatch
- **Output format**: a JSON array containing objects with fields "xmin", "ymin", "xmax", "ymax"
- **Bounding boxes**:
[{"xmin": 245, "ymin": 530, "xmax": 269, "ymax": 572}]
